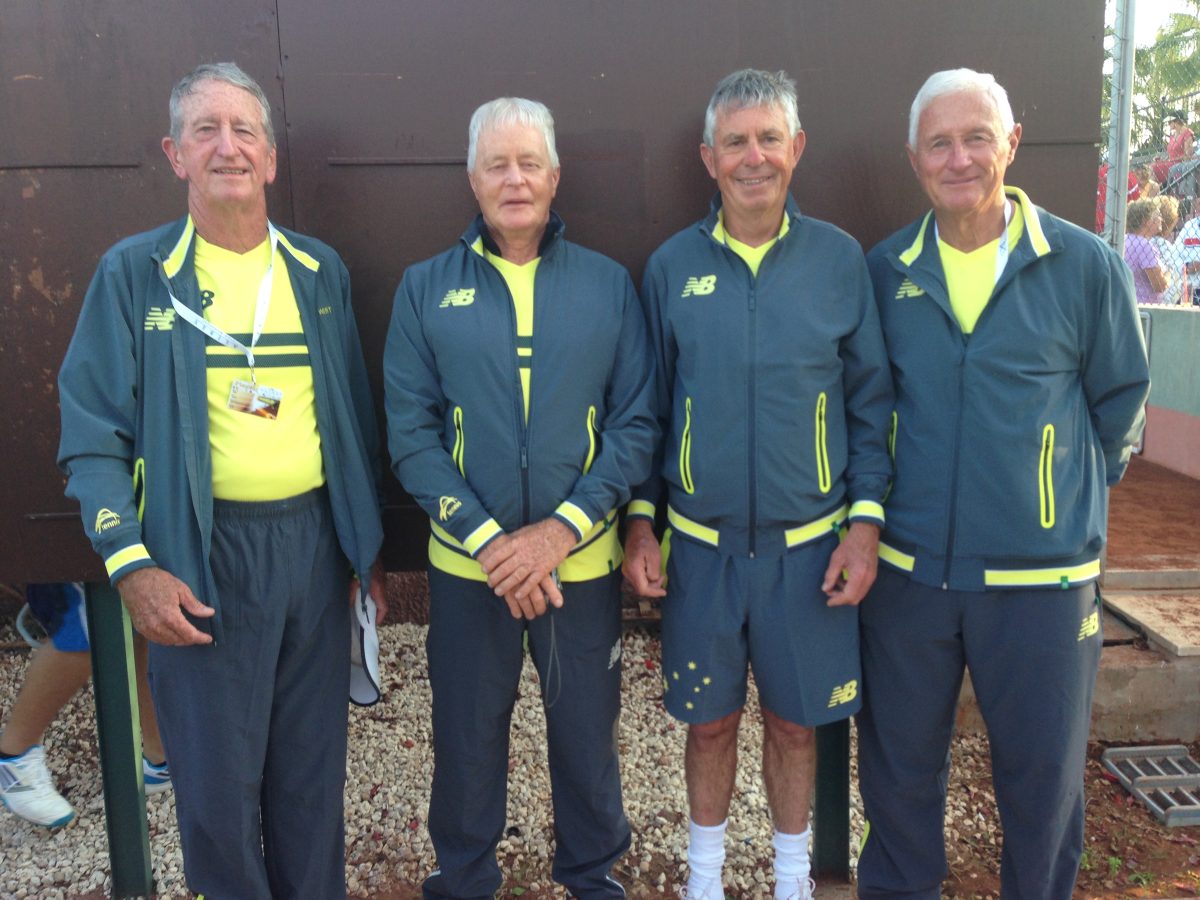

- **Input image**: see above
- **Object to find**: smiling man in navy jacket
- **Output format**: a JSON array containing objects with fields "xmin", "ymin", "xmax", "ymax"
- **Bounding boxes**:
[
  {"xmin": 385, "ymin": 97, "xmax": 657, "ymax": 899},
  {"xmin": 856, "ymin": 68, "xmax": 1150, "ymax": 900},
  {"xmin": 624, "ymin": 69, "xmax": 893, "ymax": 900}
]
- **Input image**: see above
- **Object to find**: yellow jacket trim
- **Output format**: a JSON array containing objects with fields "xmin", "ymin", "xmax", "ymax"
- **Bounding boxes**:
[
  {"xmin": 105, "ymin": 543, "xmax": 152, "ymax": 577},
  {"xmin": 815, "ymin": 392, "xmax": 831, "ymax": 494},
  {"xmin": 849, "ymin": 500, "xmax": 885, "ymax": 524},
  {"xmin": 627, "ymin": 499, "xmax": 657, "ymax": 520},
  {"xmin": 667, "ymin": 506, "xmax": 721, "ymax": 547},
  {"xmin": 679, "ymin": 397, "xmax": 695, "ymax": 494},
  {"xmin": 555, "ymin": 501, "xmax": 593, "ymax": 539},
  {"xmin": 1038, "ymin": 424, "xmax": 1056, "ymax": 529},
  {"xmin": 898, "ymin": 212, "xmax": 934, "ymax": 266},
  {"xmin": 667, "ymin": 504, "xmax": 848, "ymax": 550},
  {"xmin": 878, "ymin": 541, "xmax": 916, "ymax": 572},
  {"xmin": 898, "ymin": 188, "xmax": 1049, "ymax": 270},
  {"xmin": 461, "ymin": 518, "xmax": 503, "ymax": 556},
  {"xmin": 161, "ymin": 216, "xmax": 196, "ymax": 279},
  {"xmin": 275, "ymin": 231, "xmax": 321, "ymax": 272},
  {"xmin": 583, "ymin": 406, "xmax": 597, "ymax": 474},
  {"xmin": 133, "ymin": 458, "xmax": 146, "ymax": 522},
  {"xmin": 451, "ymin": 407, "xmax": 465, "ymax": 477},
  {"xmin": 984, "ymin": 559, "xmax": 1100, "ymax": 588}
]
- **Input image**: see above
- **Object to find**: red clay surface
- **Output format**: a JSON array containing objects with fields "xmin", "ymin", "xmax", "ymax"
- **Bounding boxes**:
[{"xmin": 1107, "ymin": 456, "xmax": 1200, "ymax": 571}]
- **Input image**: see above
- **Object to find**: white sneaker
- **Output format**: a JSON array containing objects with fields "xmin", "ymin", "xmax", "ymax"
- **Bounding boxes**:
[
  {"xmin": 0, "ymin": 745, "xmax": 75, "ymax": 827},
  {"xmin": 780, "ymin": 877, "xmax": 816, "ymax": 900},
  {"xmin": 142, "ymin": 755, "xmax": 172, "ymax": 796}
]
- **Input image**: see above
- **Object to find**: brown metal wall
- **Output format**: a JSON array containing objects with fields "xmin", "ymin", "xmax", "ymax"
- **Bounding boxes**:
[{"xmin": 0, "ymin": 0, "xmax": 1104, "ymax": 581}]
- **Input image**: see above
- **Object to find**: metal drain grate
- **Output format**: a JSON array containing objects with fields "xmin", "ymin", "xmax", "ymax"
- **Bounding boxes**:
[{"xmin": 1101, "ymin": 745, "xmax": 1200, "ymax": 827}]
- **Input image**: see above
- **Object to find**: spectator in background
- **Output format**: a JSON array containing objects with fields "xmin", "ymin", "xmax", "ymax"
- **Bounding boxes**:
[
  {"xmin": 1164, "ymin": 110, "xmax": 1197, "ymax": 203},
  {"xmin": 1096, "ymin": 161, "xmax": 1139, "ymax": 233},
  {"xmin": 1175, "ymin": 206, "xmax": 1200, "ymax": 305},
  {"xmin": 1154, "ymin": 195, "xmax": 1185, "ymax": 304},
  {"xmin": 1125, "ymin": 198, "xmax": 1169, "ymax": 304},
  {"xmin": 1134, "ymin": 165, "xmax": 1161, "ymax": 199},
  {"xmin": 1, "ymin": 583, "xmax": 170, "ymax": 828}
]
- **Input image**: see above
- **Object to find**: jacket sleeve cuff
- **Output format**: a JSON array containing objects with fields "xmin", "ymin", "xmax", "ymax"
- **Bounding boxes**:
[
  {"xmin": 848, "ymin": 500, "xmax": 885, "ymax": 527},
  {"xmin": 626, "ymin": 499, "xmax": 657, "ymax": 521},
  {"xmin": 553, "ymin": 501, "xmax": 593, "ymax": 542},
  {"xmin": 105, "ymin": 543, "xmax": 155, "ymax": 584},
  {"xmin": 463, "ymin": 518, "xmax": 503, "ymax": 557}
]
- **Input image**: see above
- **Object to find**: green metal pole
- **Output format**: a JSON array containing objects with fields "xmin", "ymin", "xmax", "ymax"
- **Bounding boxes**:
[
  {"xmin": 813, "ymin": 719, "xmax": 851, "ymax": 879},
  {"xmin": 84, "ymin": 581, "xmax": 155, "ymax": 899}
]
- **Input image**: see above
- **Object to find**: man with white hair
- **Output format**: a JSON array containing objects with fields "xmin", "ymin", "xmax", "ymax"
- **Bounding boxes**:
[
  {"xmin": 857, "ymin": 68, "xmax": 1150, "ymax": 898},
  {"xmin": 624, "ymin": 68, "xmax": 893, "ymax": 899},
  {"xmin": 57, "ymin": 62, "xmax": 386, "ymax": 897},
  {"xmin": 385, "ymin": 96, "xmax": 656, "ymax": 898}
]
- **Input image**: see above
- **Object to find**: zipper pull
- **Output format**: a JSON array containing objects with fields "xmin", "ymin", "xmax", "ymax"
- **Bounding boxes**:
[{"xmin": 521, "ymin": 446, "xmax": 528, "ymax": 470}]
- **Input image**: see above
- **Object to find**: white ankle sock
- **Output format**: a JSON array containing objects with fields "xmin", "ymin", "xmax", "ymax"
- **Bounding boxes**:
[
  {"xmin": 687, "ymin": 818, "xmax": 727, "ymax": 896},
  {"xmin": 772, "ymin": 826, "xmax": 812, "ymax": 898}
]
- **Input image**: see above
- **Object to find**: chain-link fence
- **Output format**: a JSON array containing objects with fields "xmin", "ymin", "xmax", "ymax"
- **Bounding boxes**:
[{"xmin": 1101, "ymin": 0, "xmax": 1200, "ymax": 307}]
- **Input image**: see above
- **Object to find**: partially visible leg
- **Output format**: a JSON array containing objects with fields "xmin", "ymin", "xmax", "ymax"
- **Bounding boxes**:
[
  {"xmin": 423, "ymin": 569, "xmax": 524, "ymax": 900},
  {"xmin": 965, "ymin": 584, "xmax": 1101, "ymax": 900},
  {"xmin": 261, "ymin": 494, "xmax": 351, "ymax": 900},
  {"xmin": 761, "ymin": 709, "xmax": 815, "ymax": 898},
  {"xmin": 661, "ymin": 537, "xmax": 752, "ymax": 899},
  {"xmin": 132, "ymin": 634, "xmax": 165, "ymax": 765},
  {"xmin": 531, "ymin": 573, "xmax": 630, "ymax": 898},
  {"xmin": 856, "ymin": 570, "xmax": 965, "ymax": 900},
  {"xmin": 0, "ymin": 646, "xmax": 91, "ymax": 757},
  {"xmin": 761, "ymin": 710, "xmax": 815, "ymax": 834}
]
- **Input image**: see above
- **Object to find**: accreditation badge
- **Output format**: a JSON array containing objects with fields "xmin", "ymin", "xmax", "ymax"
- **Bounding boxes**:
[{"xmin": 227, "ymin": 379, "xmax": 283, "ymax": 420}]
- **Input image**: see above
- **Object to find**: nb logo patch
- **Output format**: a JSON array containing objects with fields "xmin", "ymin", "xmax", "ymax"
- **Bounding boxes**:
[
  {"xmin": 894, "ymin": 278, "xmax": 924, "ymax": 299},
  {"xmin": 827, "ymin": 679, "xmax": 859, "ymax": 708},
  {"xmin": 318, "ymin": 305, "xmax": 333, "ymax": 315},
  {"xmin": 1078, "ymin": 611, "xmax": 1100, "ymax": 641},
  {"xmin": 681, "ymin": 275, "xmax": 717, "ymax": 297},
  {"xmin": 438, "ymin": 496, "xmax": 462, "ymax": 522},
  {"xmin": 95, "ymin": 508, "xmax": 121, "ymax": 534},
  {"xmin": 143, "ymin": 307, "xmax": 176, "ymax": 331},
  {"xmin": 200, "ymin": 289, "xmax": 215, "ymax": 309},
  {"xmin": 439, "ymin": 289, "xmax": 476, "ymax": 308}
]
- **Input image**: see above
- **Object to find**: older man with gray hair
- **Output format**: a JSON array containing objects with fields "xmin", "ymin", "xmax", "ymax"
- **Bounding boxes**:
[
  {"xmin": 624, "ymin": 69, "xmax": 893, "ymax": 899},
  {"xmin": 57, "ymin": 62, "xmax": 386, "ymax": 898},
  {"xmin": 857, "ymin": 68, "xmax": 1149, "ymax": 898},
  {"xmin": 385, "ymin": 97, "xmax": 657, "ymax": 898}
]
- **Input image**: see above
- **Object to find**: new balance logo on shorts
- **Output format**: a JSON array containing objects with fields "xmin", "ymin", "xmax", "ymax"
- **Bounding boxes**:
[
  {"xmin": 1078, "ymin": 611, "xmax": 1100, "ymax": 641},
  {"xmin": 681, "ymin": 275, "xmax": 716, "ymax": 297},
  {"xmin": 894, "ymin": 278, "xmax": 924, "ymax": 299},
  {"xmin": 827, "ymin": 679, "xmax": 858, "ymax": 708},
  {"xmin": 439, "ymin": 288, "xmax": 476, "ymax": 308}
]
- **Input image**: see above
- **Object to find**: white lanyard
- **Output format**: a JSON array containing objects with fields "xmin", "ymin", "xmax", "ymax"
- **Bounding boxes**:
[
  {"xmin": 169, "ymin": 223, "xmax": 279, "ymax": 387},
  {"xmin": 935, "ymin": 200, "xmax": 1013, "ymax": 286}
]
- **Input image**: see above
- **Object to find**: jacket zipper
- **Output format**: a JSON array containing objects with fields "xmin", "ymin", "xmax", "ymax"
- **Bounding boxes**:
[
  {"xmin": 941, "ymin": 343, "xmax": 967, "ymax": 589},
  {"xmin": 747, "ymin": 278, "xmax": 758, "ymax": 558}
]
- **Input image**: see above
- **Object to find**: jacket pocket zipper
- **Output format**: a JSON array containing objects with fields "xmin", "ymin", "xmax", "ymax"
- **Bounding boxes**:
[
  {"xmin": 815, "ymin": 392, "xmax": 831, "ymax": 494},
  {"xmin": 1038, "ymin": 423, "xmax": 1055, "ymax": 529},
  {"xmin": 680, "ymin": 396, "xmax": 695, "ymax": 494}
]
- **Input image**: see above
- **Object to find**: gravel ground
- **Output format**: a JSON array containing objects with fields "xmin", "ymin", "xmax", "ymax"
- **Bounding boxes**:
[{"xmin": 0, "ymin": 617, "xmax": 1029, "ymax": 899}]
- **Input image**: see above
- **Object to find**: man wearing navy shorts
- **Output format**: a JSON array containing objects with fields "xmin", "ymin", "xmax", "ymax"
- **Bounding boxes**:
[{"xmin": 623, "ymin": 69, "xmax": 893, "ymax": 900}]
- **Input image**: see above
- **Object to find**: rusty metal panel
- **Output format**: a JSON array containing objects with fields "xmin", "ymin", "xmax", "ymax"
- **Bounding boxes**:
[{"xmin": 1, "ymin": 0, "xmax": 1103, "ymax": 581}]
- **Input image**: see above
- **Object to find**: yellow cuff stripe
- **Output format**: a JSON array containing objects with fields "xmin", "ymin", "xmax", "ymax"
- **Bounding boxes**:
[
  {"xmin": 627, "ymin": 499, "xmax": 657, "ymax": 519},
  {"xmin": 104, "ymin": 543, "xmax": 152, "ymax": 577},
  {"xmin": 556, "ymin": 502, "xmax": 593, "ymax": 538},
  {"xmin": 462, "ymin": 519, "xmax": 503, "ymax": 556},
  {"xmin": 878, "ymin": 541, "xmax": 916, "ymax": 572},
  {"xmin": 849, "ymin": 500, "xmax": 885, "ymax": 524},
  {"xmin": 984, "ymin": 559, "xmax": 1100, "ymax": 588}
]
